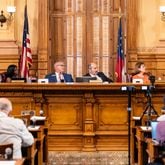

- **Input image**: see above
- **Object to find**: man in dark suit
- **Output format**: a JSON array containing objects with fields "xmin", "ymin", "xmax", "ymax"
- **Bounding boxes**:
[
  {"xmin": 45, "ymin": 61, "xmax": 74, "ymax": 82},
  {"xmin": 84, "ymin": 62, "xmax": 113, "ymax": 83}
]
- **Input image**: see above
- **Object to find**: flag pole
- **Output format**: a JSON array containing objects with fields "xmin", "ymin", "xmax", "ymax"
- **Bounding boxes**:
[{"xmin": 124, "ymin": 0, "xmax": 127, "ymax": 82}]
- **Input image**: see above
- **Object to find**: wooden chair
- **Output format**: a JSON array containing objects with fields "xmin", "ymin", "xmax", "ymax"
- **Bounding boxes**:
[
  {"xmin": 0, "ymin": 143, "xmax": 13, "ymax": 160},
  {"xmin": 0, "ymin": 72, "xmax": 6, "ymax": 82}
]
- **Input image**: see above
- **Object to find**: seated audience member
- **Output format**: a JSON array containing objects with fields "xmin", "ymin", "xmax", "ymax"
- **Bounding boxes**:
[
  {"xmin": 0, "ymin": 64, "xmax": 18, "ymax": 82},
  {"xmin": 45, "ymin": 61, "xmax": 74, "ymax": 82},
  {"xmin": 132, "ymin": 61, "xmax": 150, "ymax": 83},
  {"xmin": 0, "ymin": 98, "xmax": 34, "ymax": 159},
  {"xmin": 156, "ymin": 115, "xmax": 165, "ymax": 144},
  {"xmin": 84, "ymin": 62, "xmax": 113, "ymax": 83}
]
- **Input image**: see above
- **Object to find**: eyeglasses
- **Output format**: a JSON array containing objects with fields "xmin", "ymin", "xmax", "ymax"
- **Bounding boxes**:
[{"xmin": 57, "ymin": 64, "xmax": 65, "ymax": 67}]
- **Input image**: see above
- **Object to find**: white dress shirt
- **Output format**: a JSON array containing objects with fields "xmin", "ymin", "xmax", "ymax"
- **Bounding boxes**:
[
  {"xmin": 0, "ymin": 112, "xmax": 34, "ymax": 159},
  {"xmin": 55, "ymin": 72, "xmax": 65, "ymax": 82}
]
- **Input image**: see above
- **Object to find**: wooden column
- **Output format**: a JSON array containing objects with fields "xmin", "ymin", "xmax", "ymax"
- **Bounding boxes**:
[
  {"xmin": 127, "ymin": 0, "xmax": 138, "ymax": 60},
  {"xmin": 82, "ymin": 92, "xmax": 96, "ymax": 151},
  {"xmin": 38, "ymin": 0, "xmax": 49, "ymax": 78}
]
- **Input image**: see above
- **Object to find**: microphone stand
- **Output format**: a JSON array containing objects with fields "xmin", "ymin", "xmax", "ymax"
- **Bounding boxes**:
[
  {"xmin": 127, "ymin": 86, "xmax": 134, "ymax": 165},
  {"xmin": 122, "ymin": 86, "xmax": 135, "ymax": 165}
]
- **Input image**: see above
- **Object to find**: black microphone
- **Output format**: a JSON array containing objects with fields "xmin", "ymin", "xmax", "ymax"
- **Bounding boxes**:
[
  {"xmin": 5, "ymin": 147, "xmax": 12, "ymax": 160},
  {"xmin": 124, "ymin": 73, "xmax": 132, "ymax": 82}
]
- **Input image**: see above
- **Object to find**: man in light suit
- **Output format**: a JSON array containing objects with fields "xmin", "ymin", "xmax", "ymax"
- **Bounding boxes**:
[
  {"xmin": 84, "ymin": 62, "xmax": 113, "ymax": 83},
  {"xmin": 45, "ymin": 61, "xmax": 74, "ymax": 82},
  {"xmin": 0, "ymin": 98, "xmax": 34, "ymax": 159}
]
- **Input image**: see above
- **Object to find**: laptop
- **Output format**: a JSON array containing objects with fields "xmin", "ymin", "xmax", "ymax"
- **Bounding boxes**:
[
  {"xmin": 151, "ymin": 120, "xmax": 158, "ymax": 140},
  {"xmin": 76, "ymin": 76, "xmax": 97, "ymax": 82}
]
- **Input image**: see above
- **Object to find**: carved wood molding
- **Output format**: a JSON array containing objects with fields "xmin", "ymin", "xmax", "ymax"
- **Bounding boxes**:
[{"xmin": 38, "ymin": 0, "xmax": 49, "ymax": 78}]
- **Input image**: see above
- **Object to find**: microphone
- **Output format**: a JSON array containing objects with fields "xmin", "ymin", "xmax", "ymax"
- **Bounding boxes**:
[
  {"xmin": 5, "ymin": 147, "xmax": 12, "ymax": 160},
  {"xmin": 124, "ymin": 73, "xmax": 132, "ymax": 82}
]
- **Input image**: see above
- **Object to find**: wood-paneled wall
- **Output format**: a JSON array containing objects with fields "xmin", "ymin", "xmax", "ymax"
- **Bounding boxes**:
[
  {"xmin": 49, "ymin": 0, "xmax": 127, "ymax": 79},
  {"xmin": 0, "ymin": 0, "xmax": 165, "ymax": 80}
]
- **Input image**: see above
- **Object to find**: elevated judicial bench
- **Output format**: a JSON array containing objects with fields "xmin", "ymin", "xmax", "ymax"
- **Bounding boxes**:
[{"xmin": 0, "ymin": 82, "xmax": 165, "ymax": 156}]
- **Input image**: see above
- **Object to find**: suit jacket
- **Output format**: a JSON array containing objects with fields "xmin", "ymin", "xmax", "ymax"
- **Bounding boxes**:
[
  {"xmin": 45, "ymin": 73, "xmax": 74, "ymax": 82},
  {"xmin": 0, "ymin": 112, "xmax": 34, "ymax": 159},
  {"xmin": 84, "ymin": 72, "xmax": 113, "ymax": 83}
]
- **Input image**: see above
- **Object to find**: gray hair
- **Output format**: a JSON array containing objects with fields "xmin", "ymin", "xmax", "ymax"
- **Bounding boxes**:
[{"xmin": 0, "ymin": 98, "xmax": 12, "ymax": 113}]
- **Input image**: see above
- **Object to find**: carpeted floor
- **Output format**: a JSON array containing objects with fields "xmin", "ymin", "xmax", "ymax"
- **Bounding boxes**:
[{"xmin": 48, "ymin": 151, "xmax": 128, "ymax": 165}]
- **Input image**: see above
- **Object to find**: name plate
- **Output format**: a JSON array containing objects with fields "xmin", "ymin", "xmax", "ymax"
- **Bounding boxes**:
[{"xmin": 38, "ymin": 79, "xmax": 48, "ymax": 84}]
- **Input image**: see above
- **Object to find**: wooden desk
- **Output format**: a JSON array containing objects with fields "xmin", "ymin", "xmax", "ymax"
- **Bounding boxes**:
[
  {"xmin": 28, "ymin": 126, "xmax": 48, "ymax": 165},
  {"xmin": 22, "ymin": 139, "xmax": 38, "ymax": 165},
  {"xmin": 131, "ymin": 116, "xmax": 141, "ymax": 164},
  {"xmin": 0, "ymin": 159, "xmax": 25, "ymax": 165},
  {"xmin": 15, "ymin": 159, "xmax": 25, "ymax": 165},
  {"xmin": 146, "ymin": 138, "xmax": 160, "ymax": 163},
  {"xmin": 135, "ymin": 126, "xmax": 152, "ymax": 165},
  {"xmin": 131, "ymin": 115, "xmax": 159, "ymax": 164},
  {"xmin": 0, "ymin": 83, "xmax": 164, "ymax": 151}
]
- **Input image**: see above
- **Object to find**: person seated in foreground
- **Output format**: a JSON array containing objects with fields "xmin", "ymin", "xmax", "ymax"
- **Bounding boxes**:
[
  {"xmin": 156, "ymin": 114, "xmax": 165, "ymax": 144},
  {"xmin": 0, "ymin": 98, "xmax": 34, "ymax": 159},
  {"xmin": 132, "ymin": 61, "xmax": 150, "ymax": 83},
  {"xmin": 84, "ymin": 62, "xmax": 113, "ymax": 83},
  {"xmin": 0, "ymin": 64, "xmax": 18, "ymax": 83},
  {"xmin": 45, "ymin": 61, "xmax": 74, "ymax": 83}
]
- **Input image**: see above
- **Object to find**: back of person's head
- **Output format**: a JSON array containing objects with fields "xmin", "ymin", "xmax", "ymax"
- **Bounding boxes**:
[
  {"xmin": 0, "ymin": 98, "xmax": 12, "ymax": 114},
  {"xmin": 6, "ymin": 64, "xmax": 17, "ymax": 78}
]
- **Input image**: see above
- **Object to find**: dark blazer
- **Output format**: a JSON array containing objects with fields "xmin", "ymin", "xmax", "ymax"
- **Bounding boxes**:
[
  {"xmin": 45, "ymin": 73, "xmax": 74, "ymax": 82},
  {"xmin": 84, "ymin": 72, "xmax": 113, "ymax": 83}
]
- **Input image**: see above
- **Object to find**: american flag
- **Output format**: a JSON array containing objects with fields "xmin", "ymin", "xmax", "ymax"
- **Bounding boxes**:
[
  {"xmin": 20, "ymin": 5, "xmax": 32, "ymax": 79},
  {"xmin": 115, "ymin": 18, "xmax": 125, "ymax": 82}
]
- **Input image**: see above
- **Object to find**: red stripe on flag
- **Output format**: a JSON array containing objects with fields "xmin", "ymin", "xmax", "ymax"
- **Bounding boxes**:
[{"xmin": 19, "ymin": 5, "xmax": 32, "ymax": 79}]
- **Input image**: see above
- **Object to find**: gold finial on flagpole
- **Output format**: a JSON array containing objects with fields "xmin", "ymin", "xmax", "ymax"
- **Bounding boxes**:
[{"xmin": 119, "ymin": 7, "xmax": 122, "ymax": 19}]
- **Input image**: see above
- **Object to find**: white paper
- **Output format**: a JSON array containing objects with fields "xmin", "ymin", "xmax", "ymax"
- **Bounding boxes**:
[
  {"xmin": 28, "ymin": 125, "xmax": 40, "ymax": 130},
  {"xmin": 30, "ymin": 116, "xmax": 46, "ymax": 121},
  {"xmin": 0, "ymin": 161, "xmax": 16, "ymax": 165},
  {"xmin": 133, "ymin": 116, "xmax": 140, "ymax": 120},
  {"xmin": 140, "ymin": 126, "xmax": 151, "ymax": 131}
]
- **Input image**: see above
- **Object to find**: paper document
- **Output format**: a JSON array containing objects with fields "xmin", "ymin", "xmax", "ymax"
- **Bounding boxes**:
[
  {"xmin": 30, "ymin": 116, "xmax": 46, "ymax": 121},
  {"xmin": 28, "ymin": 125, "xmax": 40, "ymax": 130},
  {"xmin": 140, "ymin": 126, "xmax": 151, "ymax": 131},
  {"xmin": 133, "ymin": 116, "xmax": 140, "ymax": 120},
  {"xmin": 0, "ymin": 161, "xmax": 16, "ymax": 165}
]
